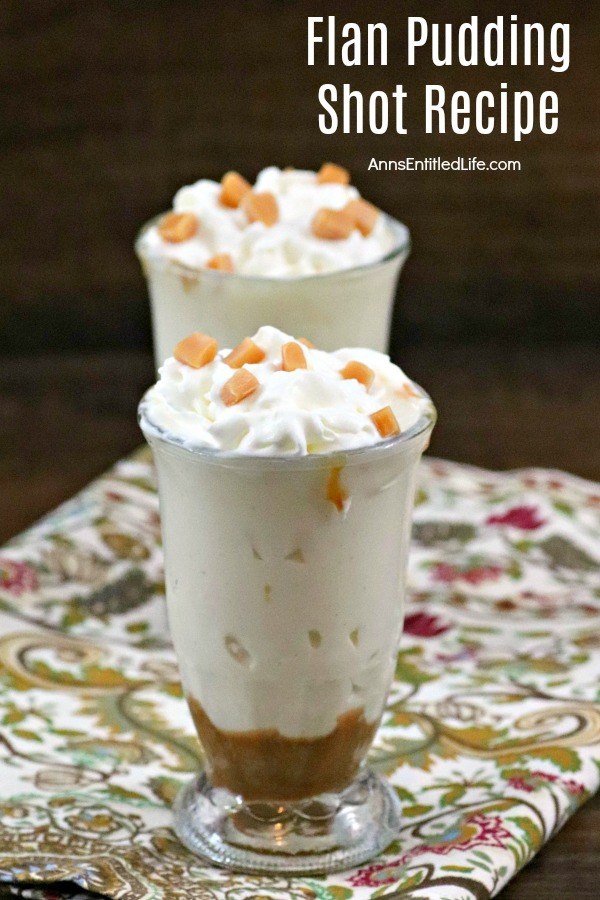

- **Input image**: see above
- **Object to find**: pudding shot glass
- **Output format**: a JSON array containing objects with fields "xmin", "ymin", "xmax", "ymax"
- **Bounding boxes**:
[
  {"xmin": 138, "ymin": 218, "xmax": 409, "ymax": 368},
  {"xmin": 136, "ymin": 166, "xmax": 410, "ymax": 368},
  {"xmin": 138, "ymin": 327, "xmax": 435, "ymax": 874}
]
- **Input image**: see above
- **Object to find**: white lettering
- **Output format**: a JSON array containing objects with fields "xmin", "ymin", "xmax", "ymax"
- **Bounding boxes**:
[
  {"xmin": 318, "ymin": 84, "xmax": 338, "ymax": 134},
  {"xmin": 307, "ymin": 17, "xmax": 323, "ymax": 66}
]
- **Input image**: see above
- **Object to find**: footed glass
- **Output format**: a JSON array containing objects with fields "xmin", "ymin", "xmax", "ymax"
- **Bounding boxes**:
[
  {"xmin": 140, "ymin": 398, "xmax": 435, "ymax": 873},
  {"xmin": 174, "ymin": 770, "xmax": 401, "ymax": 875}
]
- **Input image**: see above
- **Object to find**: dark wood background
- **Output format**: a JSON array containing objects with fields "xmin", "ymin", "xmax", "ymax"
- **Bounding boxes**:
[
  {"xmin": 0, "ymin": 3, "xmax": 599, "ymax": 896},
  {"xmin": 0, "ymin": 0, "xmax": 598, "ymax": 353}
]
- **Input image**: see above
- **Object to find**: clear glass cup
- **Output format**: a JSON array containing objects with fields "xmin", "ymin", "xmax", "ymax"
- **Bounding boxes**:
[
  {"xmin": 136, "ymin": 215, "xmax": 410, "ymax": 370},
  {"xmin": 139, "ymin": 396, "xmax": 435, "ymax": 874}
]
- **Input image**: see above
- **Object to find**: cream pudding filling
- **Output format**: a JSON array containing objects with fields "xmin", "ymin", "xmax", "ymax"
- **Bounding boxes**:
[
  {"xmin": 140, "ymin": 327, "xmax": 435, "ymax": 798},
  {"xmin": 138, "ymin": 166, "xmax": 403, "ymax": 277},
  {"xmin": 142, "ymin": 325, "xmax": 432, "ymax": 455}
]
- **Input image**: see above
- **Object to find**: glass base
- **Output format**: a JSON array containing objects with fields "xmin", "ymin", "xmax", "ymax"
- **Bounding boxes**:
[{"xmin": 173, "ymin": 768, "xmax": 401, "ymax": 875}]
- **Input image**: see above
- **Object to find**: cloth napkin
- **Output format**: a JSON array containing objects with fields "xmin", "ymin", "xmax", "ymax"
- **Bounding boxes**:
[{"xmin": 0, "ymin": 449, "xmax": 598, "ymax": 900}]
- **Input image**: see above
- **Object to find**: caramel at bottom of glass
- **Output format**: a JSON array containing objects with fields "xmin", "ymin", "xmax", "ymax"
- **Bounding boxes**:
[{"xmin": 188, "ymin": 696, "xmax": 378, "ymax": 801}]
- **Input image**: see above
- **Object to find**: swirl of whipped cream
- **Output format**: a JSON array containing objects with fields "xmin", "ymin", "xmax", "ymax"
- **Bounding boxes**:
[
  {"xmin": 138, "ymin": 167, "xmax": 403, "ymax": 277},
  {"xmin": 141, "ymin": 326, "xmax": 432, "ymax": 456}
]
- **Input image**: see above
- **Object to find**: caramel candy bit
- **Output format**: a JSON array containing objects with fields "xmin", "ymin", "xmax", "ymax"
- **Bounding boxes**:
[
  {"xmin": 326, "ymin": 466, "xmax": 348, "ymax": 513},
  {"xmin": 344, "ymin": 198, "xmax": 380, "ymax": 236},
  {"xmin": 340, "ymin": 360, "xmax": 375, "ymax": 391},
  {"xmin": 370, "ymin": 406, "xmax": 401, "ymax": 438},
  {"xmin": 308, "ymin": 629, "xmax": 322, "ymax": 648},
  {"xmin": 298, "ymin": 337, "xmax": 315, "ymax": 349},
  {"xmin": 224, "ymin": 337, "xmax": 266, "ymax": 368},
  {"xmin": 179, "ymin": 274, "xmax": 197, "ymax": 293},
  {"xmin": 158, "ymin": 212, "xmax": 199, "ymax": 243},
  {"xmin": 396, "ymin": 382, "xmax": 420, "ymax": 399},
  {"xmin": 221, "ymin": 368, "xmax": 260, "ymax": 406},
  {"xmin": 220, "ymin": 171, "xmax": 251, "ymax": 208},
  {"xmin": 281, "ymin": 342, "xmax": 307, "ymax": 372},
  {"xmin": 242, "ymin": 191, "xmax": 279, "ymax": 227},
  {"xmin": 311, "ymin": 208, "xmax": 354, "ymax": 240},
  {"xmin": 206, "ymin": 253, "xmax": 234, "ymax": 272},
  {"xmin": 317, "ymin": 163, "xmax": 350, "ymax": 185},
  {"xmin": 174, "ymin": 332, "xmax": 218, "ymax": 369}
]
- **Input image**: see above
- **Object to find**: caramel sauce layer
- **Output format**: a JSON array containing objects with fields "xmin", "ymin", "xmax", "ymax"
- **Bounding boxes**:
[{"xmin": 188, "ymin": 697, "xmax": 377, "ymax": 801}]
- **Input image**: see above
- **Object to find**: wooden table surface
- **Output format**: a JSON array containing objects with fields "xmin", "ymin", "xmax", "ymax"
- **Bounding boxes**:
[{"xmin": 1, "ymin": 343, "xmax": 599, "ymax": 898}]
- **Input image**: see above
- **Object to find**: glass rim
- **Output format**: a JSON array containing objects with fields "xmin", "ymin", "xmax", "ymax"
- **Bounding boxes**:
[
  {"xmin": 138, "ymin": 391, "xmax": 436, "ymax": 471},
  {"xmin": 135, "ymin": 212, "xmax": 410, "ymax": 285}
]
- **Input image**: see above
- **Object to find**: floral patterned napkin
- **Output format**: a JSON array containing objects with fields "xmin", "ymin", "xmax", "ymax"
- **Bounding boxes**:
[{"xmin": 0, "ymin": 449, "xmax": 599, "ymax": 899}]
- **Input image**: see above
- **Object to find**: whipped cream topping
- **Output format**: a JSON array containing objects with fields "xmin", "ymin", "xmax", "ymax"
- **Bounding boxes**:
[
  {"xmin": 141, "ymin": 326, "xmax": 432, "ymax": 456},
  {"xmin": 138, "ymin": 167, "xmax": 403, "ymax": 277}
]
